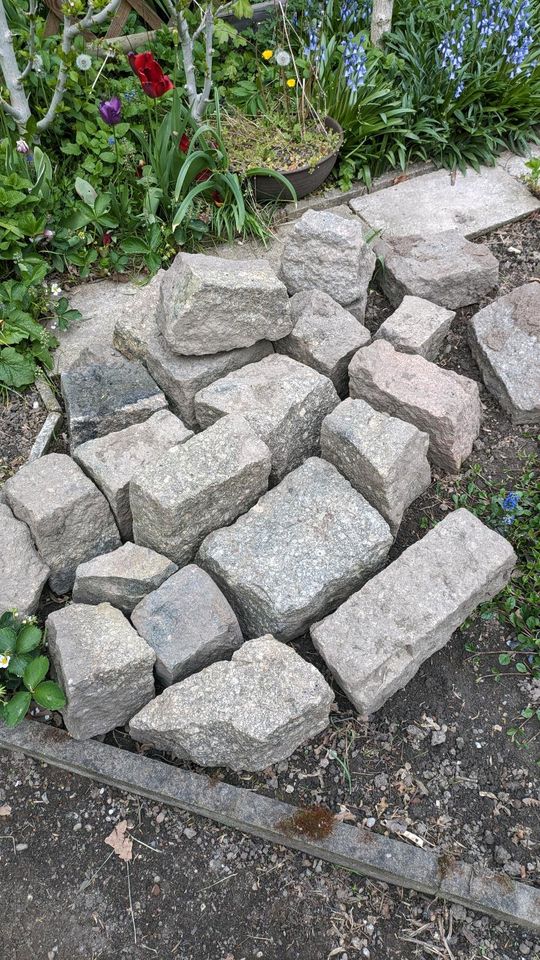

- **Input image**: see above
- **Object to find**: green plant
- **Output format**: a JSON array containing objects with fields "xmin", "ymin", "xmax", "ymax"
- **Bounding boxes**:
[
  {"xmin": 0, "ymin": 611, "xmax": 66, "ymax": 728},
  {"xmin": 523, "ymin": 156, "xmax": 540, "ymax": 197}
]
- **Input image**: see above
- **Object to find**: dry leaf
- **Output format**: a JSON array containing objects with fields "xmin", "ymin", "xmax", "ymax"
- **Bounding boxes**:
[
  {"xmin": 334, "ymin": 805, "xmax": 356, "ymax": 823},
  {"xmin": 523, "ymin": 797, "xmax": 540, "ymax": 807},
  {"xmin": 0, "ymin": 804, "xmax": 12, "ymax": 817},
  {"xmin": 104, "ymin": 820, "xmax": 133, "ymax": 862}
]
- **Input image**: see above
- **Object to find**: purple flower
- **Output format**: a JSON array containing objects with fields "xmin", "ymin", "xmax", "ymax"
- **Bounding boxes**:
[{"xmin": 99, "ymin": 96, "xmax": 122, "ymax": 126}]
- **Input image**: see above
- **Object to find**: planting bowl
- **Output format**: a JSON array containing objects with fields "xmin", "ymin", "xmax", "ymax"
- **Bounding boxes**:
[{"xmin": 251, "ymin": 117, "xmax": 343, "ymax": 203}]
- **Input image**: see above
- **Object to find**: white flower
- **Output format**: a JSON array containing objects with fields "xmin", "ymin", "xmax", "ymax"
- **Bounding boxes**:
[
  {"xmin": 50, "ymin": 282, "xmax": 62, "ymax": 297},
  {"xmin": 16, "ymin": 138, "xmax": 29, "ymax": 154},
  {"xmin": 275, "ymin": 49, "xmax": 291, "ymax": 67},
  {"xmin": 0, "ymin": 654, "xmax": 11, "ymax": 670},
  {"xmin": 76, "ymin": 54, "xmax": 92, "ymax": 72}
]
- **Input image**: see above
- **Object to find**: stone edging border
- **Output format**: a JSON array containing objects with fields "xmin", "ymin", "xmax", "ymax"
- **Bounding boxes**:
[
  {"xmin": 1, "ymin": 720, "xmax": 538, "ymax": 934},
  {"xmin": 30, "ymin": 379, "xmax": 63, "ymax": 462}
]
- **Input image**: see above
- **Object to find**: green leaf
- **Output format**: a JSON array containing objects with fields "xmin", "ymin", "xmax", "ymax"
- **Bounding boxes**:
[
  {"xmin": 0, "ymin": 627, "xmax": 17, "ymax": 655},
  {"xmin": 0, "ymin": 347, "xmax": 36, "ymax": 388},
  {"xmin": 61, "ymin": 142, "xmax": 82, "ymax": 157},
  {"xmin": 75, "ymin": 177, "xmax": 97, "ymax": 208},
  {"xmin": 498, "ymin": 653, "xmax": 511, "ymax": 665},
  {"xmin": 8, "ymin": 652, "xmax": 32, "ymax": 678},
  {"xmin": 516, "ymin": 662, "xmax": 528, "ymax": 673},
  {"xmin": 2, "ymin": 691, "xmax": 31, "ymax": 727},
  {"xmin": 33, "ymin": 681, "xmax": 66, "ymax": 712},
  {"xmin": 23, "ymin": 655, "xmax": 49, "ymax": 692},
  {"xmin": 16, "ymin": 623, "xmax": 42, "ymax": 653}
]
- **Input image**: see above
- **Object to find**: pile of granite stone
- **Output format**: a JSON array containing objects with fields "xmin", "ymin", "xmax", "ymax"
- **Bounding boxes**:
[{"xmin": 3, "ymin": 207, "xmax": 538, "ymax": 773}]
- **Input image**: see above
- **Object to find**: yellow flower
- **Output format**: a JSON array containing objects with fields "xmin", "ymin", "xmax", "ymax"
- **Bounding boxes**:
[
  {"xmin": 262, "ymin": 49, "xmax": 273, "ymax": 60},
  {"xmin": 286, "ymin": 78, "xmax": 296, "ymax": 88}
]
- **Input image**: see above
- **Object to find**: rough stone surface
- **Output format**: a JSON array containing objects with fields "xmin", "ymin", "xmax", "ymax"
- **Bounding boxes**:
[
  {"xmin": 194, "ymin": 354, "xmax": 340, "ymax": 483},
  {"xmin": 374, "ymin": 295, "xmax": 455, "ymax": 360},
  {"xmin": 131, "ymin": 565, "xmax": 244, "ymax": 686},
  {"xmin": 350, "ymin": 165, "xmax": 539, "ymax": 238},
  {"xmin": 375, "ymin": 231, "xmax": 499, "ymax": 309},
  {"xmin": 0, "ymin": 504, "xmax": 49, "ymax": 616},
  {"xmin": 275, "ymin": 290, "xmax": 371, "ymax": 395},
  {"xmin": 158, "ymin": 253, "xmax": 291, "ymax": 355},
  {"xmin": 61, "ymin": 355, "xmax": 167, "ymax": 450},
  {"xmin": 4, "ymin": 454, "xmax": 120, "ymax": 594},
  {"xmin": 311, "ymin": 509, "xmax": 516, "ymax": 715},
  {"xmin": 349, "ymin": 341, "xmax": 482, "ymax": 473},
  {"xmin": 279, "ymin": 209, "xmax": 376, "ymax": 314},
  {"xmin": 131, "ymin": 415, "xmax": 271, "ymax": 565},
  {"xmin": 129, "ymin": 635, "xmax": 333, "ymax": 771},
  {"xmin": 72, "ymin": 542, "xmax": 178, "ymax": 615},
  {"xmin": 72, "ymin": 410, "xmax": 192, "ymax": 539},
  {"xmin": 468, "ymin": 282, "xmax": 540, "ymax": 423},
  {"xmin": 198, "ymin": 457, "xmax": 392, "ymax": 641},
  {"xmin": 47, "ymin": 602, "xmax": 156, "ymax": 740},
  {"xmin": 145, "ymin": 335, "xmax": 274, "ymax": 430},
  {"xmin": 320, "ymin": 399, "xmax": 431, "ymax": 535}
]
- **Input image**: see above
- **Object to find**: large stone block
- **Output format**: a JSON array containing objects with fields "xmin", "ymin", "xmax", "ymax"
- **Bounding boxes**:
[
  {"xmin": 275, "ymin": 290, "xmax": 370, "ymax": 395},
  {"xmin": 376, "ymin": 231, "xmax": 499, "ymax": 309},
  {"xmin": 158, "ymin": 253, "xmax": 291, "ymax": 355},
  {"xmin": 145, "ymin": 335, "xmax": 274, "ymax": 430},
  {"xmin": 131, "ymin": 565, "xmax": 243, "ymax": 686},
  {"xmin": 129, "ymin": 635, "xmax": 333, "ymax": 771},
  {"xmin": 4, "ymin": 454, "xmax": 120, "ymax": 594},
  {"xmin": 321, "ymin": 399, "xmax": 431, "ymax": 535},
  {"xmin": 311, "ymin": 509, "xmax": 516, "ymax": 715},
  {"xmin": 198, "ymin": 457, "xmax": 392, "ymax": 641},
  {"xmin": 349, "ymin": 341, "xmax": 482, "ymax": 473},
  {"xmin": 468, "ymin": 282, "xmax": 540, "ymax": 424},
  {"xmin": 194, "ymin": 354, "xmax": 340, "ymax": 483},
  {"xmin": 73, "ymin": 409, "xmax": 192, "ymax": 540},
  {"xmin": 47, "ymin": 602, "xmax": 156, "ymax": 740},
  {"xmin": 61, "ymin": 354, "xmax": 167, "ymax": 450},
  {"xmin": 374, "ymin": 295, "xmax": 455, "ymax": 361},
  {"xmin": 0, "ymin": 504, "xmax": 49, "ymax": 616},
  {"xmin": 73, "ymin": 542, "xmax": 177, "ymax": 615},
  {"xmin": 131, "ymin": 415, "xmax": 271, "ymax": 565},
  {"xmin": 279, "ymin": 209, "xmax": 376, "ymax": 315}
]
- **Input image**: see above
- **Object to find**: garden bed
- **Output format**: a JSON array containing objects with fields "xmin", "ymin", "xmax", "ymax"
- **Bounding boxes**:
[{"xmin": 7, "ymin": 212, "xmax": 538, "ymax": 903}]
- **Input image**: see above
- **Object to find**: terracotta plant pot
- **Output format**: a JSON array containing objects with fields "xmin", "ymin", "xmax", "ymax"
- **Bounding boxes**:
[{"xmin": 251, "ymin": 117, "xmax": 343, "ymax": 203}]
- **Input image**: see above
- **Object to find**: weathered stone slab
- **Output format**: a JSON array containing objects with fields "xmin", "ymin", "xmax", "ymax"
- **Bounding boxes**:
[
  {"xmin": 4, "ymin": 454, "xmax": 120, "ymax": 594},
  {"xmin": 145, "ymin": 335, "xmax": 274, "ymax": 430},
  {"xmin": 349, "ymin": 341, "xmax": 482, "ymax": 473},
  {"xmin": 194, "ymin": 354, "xmax": 340, "ymax": 483},
  {"xmin": 73, "ymin": 410, "xmax": 192, "ymax": 539},
  {"xmin": 468, "ymin": 282, "xmax": 540, "ymax": 424},
  {"xmin": 374, "ymin": 295, "xmax": 455, "ymax": 360},
  {"xmin": 61, "ymin": 355, "xmax": 167, "ymax": 450},
  {"xmin": 311, "ymin": 509, "xmax": 516, "ymax": 715},
  {"xmin": 131, "ymin": 565, "xmax": 243, "ymax": 686},
  {"xmin": 350, "ymin": 165, "xmax": 539, "ymax": 238},
  {"xmin": 0, "ymin": 504, "xmax": 49, "ymax": 616},
  {"xmin": 129, "ymin": 635, "xmax": 333, "ymax": 771},
  {"xmin": 73, "ymin": 542, "xmax": 178, "ymax": 615},
  {"xmin": 275, "ymin": 290, "xmax": 371, "ymax": 395},
  {"xmin": 279, "ymin": 209, "xmax": 376, "ymax": 316},
  {"xmin": 198, "ymin": 458, "xmax": 392, "ymax": 641},
  {"xmin": 375, "ymin": 231, "xmax": 499, "ymax": 310},
  {"xmin": 158, "ymin": 253, "xmax": 291, "ymax": 355},
  {"xmin": 131, "ymin": 415, "xmax": 271, "ymax": 565},
  {"xmin": 47, "ymin": 602, "xmax": 156, "ymax": 739},
  {"xmin": 321, "ymin": 399, "xmax": 431, "ymax": 535}
]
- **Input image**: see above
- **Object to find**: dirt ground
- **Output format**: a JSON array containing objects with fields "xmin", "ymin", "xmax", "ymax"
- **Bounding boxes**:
[{"xmin": 0, "ymin": 214, "xmax": 539, "ymax": 959}]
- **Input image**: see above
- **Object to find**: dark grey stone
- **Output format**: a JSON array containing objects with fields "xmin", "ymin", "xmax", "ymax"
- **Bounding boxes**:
[
  {"xmin": 131, "ymin": 565, "xmax": 244, "ymax": 685},
  {"xmin": 73, "ymin": 542, "xmax": 178, "ymax": 614},
  {"xmin": 0, "ymin": 504, "xmax": 49, "ymax": 616}
]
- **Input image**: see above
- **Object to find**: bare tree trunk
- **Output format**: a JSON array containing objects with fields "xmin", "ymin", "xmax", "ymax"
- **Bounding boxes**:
[{"xmin": 370, "ymin": 0, "xmax": 394, "ymax": 47}]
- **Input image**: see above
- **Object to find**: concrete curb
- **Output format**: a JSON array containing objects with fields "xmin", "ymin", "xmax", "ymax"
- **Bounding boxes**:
[
  {"xmin": 1, "ymin": 720, "xmax": 538, "ymax": 933},
  {"xmin": 29, "ymin": 379, "xmax": 62, "ymax": 462}
]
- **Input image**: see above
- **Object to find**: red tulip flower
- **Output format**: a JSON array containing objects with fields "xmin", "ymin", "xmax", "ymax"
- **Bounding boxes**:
[
  {"xmin": 128, "ymin": 51, "xmax": 173, "ymax": 99},
  {"xmin": 179, "ymin": 133, "xmax": 190, "ymax": 153},
  {"xmin": 102, "ymin": 232, "xmax": 112, "ymax": 246}
]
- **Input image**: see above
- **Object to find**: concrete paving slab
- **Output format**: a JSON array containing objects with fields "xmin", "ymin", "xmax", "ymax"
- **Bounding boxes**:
[{"xmin": 350, "ymin": 165, "xmax": 539, "ymax": 239}]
